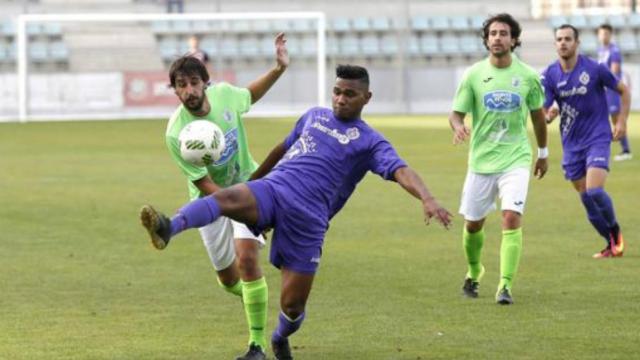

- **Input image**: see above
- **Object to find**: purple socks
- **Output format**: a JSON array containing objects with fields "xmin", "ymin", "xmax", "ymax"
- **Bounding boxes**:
[
  {"xmin": 619, "ymin": 136, "xmax": 631, "ymax": 154},
  {"xmin": 169, "ymin": 196, "xmax": 221, "ymax": 236},
  {"xmin": 580, "ymin": 191, "xmax": 610, "ymax": 242},
  {"xmin": 272, "ymin": 311, "xmax": 305, "ymax": 343}
]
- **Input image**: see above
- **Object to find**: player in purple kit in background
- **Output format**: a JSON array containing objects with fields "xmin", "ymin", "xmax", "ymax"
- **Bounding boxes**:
[
  {"xmin": 140, "ymin": 65, "xmax": 453, "ymax": 359},
  {"xmin": 542, "ymin": 24, "xmax": 629, "ymax": 258},
  {"xmin": 597, "ymin": 23, "xmax": 632, "ymax": 161}
]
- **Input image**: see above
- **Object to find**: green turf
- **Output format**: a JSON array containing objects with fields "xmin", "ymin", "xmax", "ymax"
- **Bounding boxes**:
[{"xmin": 1, "ymin": 115, "xmax": 639, "ymax": 359}]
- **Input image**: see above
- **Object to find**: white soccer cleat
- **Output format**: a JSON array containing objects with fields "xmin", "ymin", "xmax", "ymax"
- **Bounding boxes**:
[{"xmin": 613, "ymin": 152, "xmax": 633, "ymax": 162}]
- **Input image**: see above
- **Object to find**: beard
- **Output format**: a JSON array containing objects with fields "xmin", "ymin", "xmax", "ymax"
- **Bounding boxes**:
[{"xmin": 183, "ymin": 94, "xmax": 205, "ymax": 112}]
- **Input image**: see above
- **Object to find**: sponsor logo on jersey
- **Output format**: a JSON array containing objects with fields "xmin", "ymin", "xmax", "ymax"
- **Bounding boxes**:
[
  {"xmin": 214, "ymin": 128, "xmax": 238, "ymax": 165},
  {"xmin": 483, "ymin": 91, "xmax": 521, "ymax": 112},
  {"xmin": 512, "ymin": 76, "xmax": 521, "ymax": 88},
  {"xmin": 559, "ymin": 86, "xmax": 587, "ymax": 98},
  {"xmin": 311, "ymin": 121, "xmax": 360, "ymax": 145}
]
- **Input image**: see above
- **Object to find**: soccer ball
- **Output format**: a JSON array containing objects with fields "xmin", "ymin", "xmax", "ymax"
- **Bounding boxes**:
[{"xmin": 178, "ymin": 120, "xmax": 226, "ymax": 166}]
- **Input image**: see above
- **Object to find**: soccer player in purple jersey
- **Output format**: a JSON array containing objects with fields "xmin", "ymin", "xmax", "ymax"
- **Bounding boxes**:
[
  {"xmin": 140, "ymin": 65, "xmax": 453, "ymax": 359},
  {"xmin": 598, "ymin": 23, "xmax": 632, "ymax": 161},
  {"xmin": 542, "ymin": 24, "xmax": 629, "ymax": 258}
]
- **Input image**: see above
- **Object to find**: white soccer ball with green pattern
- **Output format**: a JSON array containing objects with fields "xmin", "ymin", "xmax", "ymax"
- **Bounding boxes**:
[{"xmin": 178, "ymin": 120, "xmax": 226, "ymax": 167}]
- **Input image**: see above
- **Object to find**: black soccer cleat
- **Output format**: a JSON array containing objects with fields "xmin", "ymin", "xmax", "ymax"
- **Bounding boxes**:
[
  {"xmin": 462, "ymin": 278, "xmax": 480, "ymax": 298},
  {"xmin": 139, "ymin": 205, "xmax": 171, "ymax": 250},
  {"xmin": 272, "ymin": 338, "xmax": 293, "ymax": 360},
  {"xmin": 496, "ymin": 286, "xmax": 514, "ymax": 305},
  {"xmin": 235, "ymin": 343, "xmax": 266, "ymax": 360}
]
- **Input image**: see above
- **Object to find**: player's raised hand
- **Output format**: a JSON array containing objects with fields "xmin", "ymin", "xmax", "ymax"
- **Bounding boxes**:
[
  {"xmin": 534, "ymin": 158, "xmax": 548, "ymax": 179},
  {"xmin": 613, "ymin": 119, "xmax": 627, "ymax": 140},
  {"xmin": 452, "ymin": 124, "xmax": 471, "ymax": 145},
  {"xmin": 546, "ymin": 106, "xmax": 559, "ymax": 124},
  {"xmin": 422, "ymin": 198, "xmax": 452, "ymax": 229},
  {"xmin": 274, "ymin": 32, "xmax": 289, "ymax": 70}
]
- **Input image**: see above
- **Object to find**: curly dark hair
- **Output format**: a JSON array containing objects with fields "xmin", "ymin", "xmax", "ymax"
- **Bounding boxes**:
[
  {"xmin": 168, "ymin": 55, "xmax": 210, "ymax": 88},
  {"xmin": 482, "ymin": 13, "xmax": 522, "ymax": 51}
]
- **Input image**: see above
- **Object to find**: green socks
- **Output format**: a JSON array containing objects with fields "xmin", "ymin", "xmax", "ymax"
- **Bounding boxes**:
[
  {"xmin": 499, "ymin": 228, "xmax": 522, "ymax": 290},
  {"xmin": 463, "ymin": 228, "xmax": 485, "ymax": 281},
  {"xmin": 242, "ymin": 277, "xmax": 268, "ymax": 349},
  {"xmin": 217, "ymin": 277, "xmax": 243, "ymax": 297}
]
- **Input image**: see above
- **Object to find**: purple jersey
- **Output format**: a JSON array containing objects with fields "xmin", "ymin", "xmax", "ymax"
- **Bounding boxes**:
[
  {"xmin": 264, "ymin": 107, "xmax": 407, "ymax": 220},
  {"xmin": 597, "ymin": 43, "xmax": 622, "ymax": 79},
  {"xmin": 541, "ymin": 54, "xmax": 619, "ymax": 151}
]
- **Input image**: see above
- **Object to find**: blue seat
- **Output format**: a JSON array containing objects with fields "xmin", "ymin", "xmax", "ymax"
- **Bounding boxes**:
[
  {"xmin": 326, "ymin": 38, "xmax": 339, "ymax": 56},
  {"xmin": 29, "ymin": 42, "xmax": 48, "ymax": 61},
  {"xmin": 240, "ymin": 37, "xmax": 260, "ymax": 56},
  {"xmin": 430, "ymin": 16, "xmax": 450, "ymax": 31},
  {"xmin": 548, "ymin": 15, "xmax": 567, "ymax": 29},
  {"xmin": 352, "ymin": 17, "xmax": 370, "ymax": 32},
  {"xmin": 284, "ymin": 37, "xmax": 301, "ymax": 56},
  {"xmin": 569, "ymin": 15, "xmax": 588, "ymax": 29},
  {"xmin": 43, "ymin": 22, "xmax": 62, "ymax": 36},
  {"xmin": 627, "ymin": 13, "xmax": 640, "ymax": 28},
  {"xmin": 271, "ymin": 19, "xmax": 292, "ymax": 33},
  {"xmin": 460, "ymin": 34, "xmax": 481, "ymax": 54},
  {"xmin": 440, "ymin": 35, "xmax": 460, "ymax": 55},
  {"xmin": 26, "ymin": 23, "xmax": 42, "ymax": 36},
  {"xmin": 49, "ymin": 41, "xmax": 69, "ymax": 60},
  {"xmin": 410, "ymin": 16, "xmax": 429, "ymax": 31},
  {"xmin": 379, "ymin": 34, "xmax": 398, "ymax": 55},
  {"xmin": 360, "ymin": 35, "xmax": 379, "ymax": 56},
  {"xmin": 151, "ymin": 20, "xmax": 171, "ymax": 34},
  {"xmin": 230, "ymin": 20, "xmax": 250, "ymax": 33},
  {"xmin": 191, "ymin": 20, "xmax": 210, "ymax": 33},
  {"xmin": 609, "ymin": 15, "xmax": 626, "ymax": 28},
  {"xmin": 371, "ymin": 17, "xmax": 390, "ymax": 32},
  {"xmin": 0, "ymin": 20, "xmax": 14, "ymax": 36},
  {"xmin": 200, "ymin": 36, "xmax": 217, "ymax": 54},
  {"xmin": 259, "ymin": 37, "xmax": 274, "ymax": 56},
  {"xmin": 300, "ymin": 36, "xmax": 317, "ymax": 57},
  {"xmin": 171, "ymin": 20, "xmax": 191, "ymax": 34},
  {"xmin": 339, "ymin": 36, "xmax": 359, "ymax": 56},
  {"xmin": 588, "ymin": 15, "xmax": 607, "ymax": 29},
  {"xmin": 618, "ymin": 32, "xmax": 637, "ymax": 52},
  {"xmin": 407, "ymin": 35, "xmax": 421, "ymax": 56},
  {"xmin": 219, "ymin": 38, "xmax": 239, "ymax": 57},
  {"xmin": 450, "ymin": 16, "xmax": 469, "ymax": 31},
  {"xmin": 331, "ymin": 18, "xmax": 351, "ymax": 32},
  {"xmin": 470, "ymin": 15, "xmax": 484, "ymax": 30},
  {"xmin": 580, "ymin": 31, "xmax": 598, "ymax": 53},
  {"xmin": 0, "ymin": 43, "xmax": 8, "ymax": 62},
  {"xmin": 420, "ymin": 34, "xmax": 439, "ymax": 54},
  {"xmin": 291, "ymin": 19, "xmax": 312, "ymax": 33}
]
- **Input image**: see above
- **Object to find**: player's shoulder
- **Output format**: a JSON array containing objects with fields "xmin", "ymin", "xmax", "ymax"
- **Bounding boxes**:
[
  {"xmin": 541, "ymin": 60, "xmax": 560, "ymax": 80},
  {"xmin": 463, "ymin": 59, "xmax": 489, "ymax": 77},
  {"xmin": 610, "ymin": 43, "xmax": 622, "ymax": 54},
  {"xmin": 166, "ymin": 105, "xmax": 187, "ymax": 136},
  {"xmin": 514, "ymin": 57, "xmax": 541, "ymax": 78}
]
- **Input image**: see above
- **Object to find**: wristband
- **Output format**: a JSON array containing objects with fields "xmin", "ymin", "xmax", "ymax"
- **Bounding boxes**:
[{"xmin": 538, "ymin": 147, "xmax": 549, "ymax": 159}]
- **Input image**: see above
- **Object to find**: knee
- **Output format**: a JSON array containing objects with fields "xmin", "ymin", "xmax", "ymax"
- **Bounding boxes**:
[
  {"xmin": 502, "ymin": 211, "xmax": 521, "ymax": 229},
  {"xmin": 281, "ymin": 299, "xmax": 306, "ymax": 320},
  {"xmin": 465, "ymin": 221, "xmax": 483, "ymax": 233},
  {"xmin": 237, "ymin": 249, "xmax": 260, "ymax": 276}
]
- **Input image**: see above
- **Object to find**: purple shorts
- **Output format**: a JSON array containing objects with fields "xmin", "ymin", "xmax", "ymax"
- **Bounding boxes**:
[
  {"xmin": 605, "ymin": 90, "xmax": 621, "ymax": 115},
  {"xmin": 246, "ymin": 179, "xmax": 327, "ymax": 274},
  {"xmin": 562, "ymin": 142, "xmax": 611, "ymax": 181}
]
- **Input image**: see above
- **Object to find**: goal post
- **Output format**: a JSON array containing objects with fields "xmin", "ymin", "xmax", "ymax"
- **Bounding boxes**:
[{"xmin": 14, "ymin": 11, "xmax": 326, "ymax": 122}]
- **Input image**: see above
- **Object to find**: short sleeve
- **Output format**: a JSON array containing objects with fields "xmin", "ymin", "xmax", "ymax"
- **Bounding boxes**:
[
  {"xmin": 610, "ymin": 48, "xmax": 622, "ymax": 64},
  {"xmin": 219, "ymin": 82, "xmax": 252, "ymax": 114},
  {"xmin": 526, "ymin": 72, "xmax": 545, "ymax": 111},
  {"xmin": 452, "ymin": 70, "xmax": 474, "ymax": 114},
  {"xmin": 598, "ymin": 63, "xmax": 620, "ymax": 91},
  {"xmin": 166, "ymin": 135, "xmax": 208, "ymax": 182},
  {"xmin": 368, "ymin": 135, "xmax": 408, "ymax": 181},
  {"xmin": 283, "ymin": 109, "xmax": 316, "ymax": 150}
]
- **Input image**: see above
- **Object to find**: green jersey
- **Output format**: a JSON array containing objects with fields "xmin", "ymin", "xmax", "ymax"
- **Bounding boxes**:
[
  {"xmin": 452, "ymin": 55, "xmax": 544, "ymax": 173},
  {"xmin": 166, "ymin": 83, "xmax": 258, "ymax": 200}
]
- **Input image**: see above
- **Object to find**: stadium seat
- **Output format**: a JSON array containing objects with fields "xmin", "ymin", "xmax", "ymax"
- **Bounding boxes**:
[
  {"xmin": 360, "ymin": 35, "xmax": 380, "ymax": 56},
  {"xmin": 371, "ymin": 17, "xmax": 391, "ymax": 32},
  {"xmin": 407, "ymin": 35, "xmax": 421, "ymax": 56},
  {"xmin": 460, "ymin": 34, "xmax": 481, "ymax": 54},
  {"xmin": 171, "ymin": 20, "xmax": 191, "ymax": 34},
  {"xmin": 569, "ymin": 15, "xmax": 588, "ymax": 29},
  {"xmin": 259, "ymin": 37, "xmax": 274, "ymax": 56},
  {"xmin": 410, "ymin": 16, "xmax": 429, "ymax": 31},
  {"xmin": 429, "ymin": 16, "xmax": 450, "ymax": 31},
  {"xmin": 339, "ymin": 35, "xmax": 359, "ymax": 56},
  {"xmin": 49, "ymin": 41, "xmax": 69, "ymax": 61},
  {"xmin": 0, "ymin": 43, "xmax": 8, "ymax": 62},
  {"xmin": 609, "ymin": 14, "xmax": 626, "ymax": 28},
  {"xmin": 230, "ymin": 20, "xmax": 251, "ymax": 33},
  {"xmin": 151, "ymin": 20, "xmax": 171, "ymax": 34},
  {"xmin": 29, "ymin": 41, "xmax": 47, "ymax": 61},
  {"xmin": 580, "ymin": 31, "xmax": 598, "ymax": 53},
  {"xmin": 191, "ymin": 20, "xmax": 211, "ymax": 33},
  {"xmin": 200, "ymin": 36, "xmax": 218, "ymax": 55},
  {"xmin": 588, "ymin": 15, "xmax": 607, "ymax": 29},
  {"xmin": 352, "ymin": 17, "xmax": 371, "ymax": 32},
  {"xmin": 470, "ymin": 15, "xmax": 485, "ymax": 30},
  {"xmin": 450, "ymin": 16, "xmax": 470, "ymax": 31},
  {"xmin": 618, "ymin": 32, "xmax": 638, "ymax": 53},
  {"xmin": 440, "ymin": 35, "xmax": 460, "ymax": 55},
  {"xmin": 284, "ymin": 37, "xmax": 301, "ymax": 56},
  {"xmin": 627, "ymin": 13, "xmax": 640, "ymax": 28},
  {"xmin": 0, "ymin": 20, "xmax": 14, "ymax": 36},
  {"xmin": 26, "ymin": 23, "xmax": 42, "ymax": 36},
  {"xmin": 548, "ymin": 15, "xmax": 568, "ymax": 29},
  {"xmin": 240, "ymin": 37, "xmax": 260, "ymax": 57},
  {"xmin": 271, "ymin": 19, "xmax": 292, "ymax": 33},
  {"xmin": 326, "ymin": 38, "xmax": 339, "ymax": 56},
  {"xmin": 42, "ymin": 22, "xmax": 62, "ymax": 37},
  {"xmin": 331, "ymin": 18, "xmax": 351, "ymax": 32},
  {"xmin": 419, "ymin": 34, "xmax": 439, "ymax": 55},
  {"xmin": 379, "ymin": 34, "xmax": 399, "ymax": 56},
  {"xmin": 300, "ymin": 36, "xmax": 317, "ymax": 57},
  {"xmin": 219, "ymin": 38, "xmax": 240, "ymax": 57},
  {"xmin": 291, "ymin": 19, "xmax": 313, "ymax": 33}
]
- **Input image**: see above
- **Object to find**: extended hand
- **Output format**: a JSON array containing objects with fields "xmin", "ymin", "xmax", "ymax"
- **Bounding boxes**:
[
  {"xmin": 534, "ymin": 158, "xmax": 548, "ymax": 179},
  {"xmin": 423, "ymin": 198, "xmax": 453, "ymax": 229},
  {"xmin": 452, "ymin": 124, "xmax": 471, "ymax": 145},
  {"xmin": 613, "ymin": 120, "xmax": 627, "ymax": 141},
  {"xmin": 274, "ymin": 32, "xmax": 289, "ymax": 70},
  {"xmin": 546, "ymin": 107, "xmax": 559, "ymax": 124}
]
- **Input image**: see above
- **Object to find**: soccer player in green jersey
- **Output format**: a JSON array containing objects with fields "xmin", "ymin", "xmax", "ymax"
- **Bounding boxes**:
[
  {"xmin": 161, "ymin": 33, "xmax": 289, "ymax": 359},
  {"xmin": 448, "ymin": 14, "xmax": 549, "ymax": 305}
]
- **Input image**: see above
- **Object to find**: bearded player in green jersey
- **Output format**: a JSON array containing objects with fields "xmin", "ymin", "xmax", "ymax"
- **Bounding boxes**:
[
  {"xmin": 448, "ymin": 14, "xmax": 548, "ymax": 305},
  {"xmin": 161, "ymin": 33, "xmax": 289, "ymax": 359}
]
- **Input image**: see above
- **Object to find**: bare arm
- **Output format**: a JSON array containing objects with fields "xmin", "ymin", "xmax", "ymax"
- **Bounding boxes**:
[
  {"xmin": 249, "ymin": 141, "xmax": 287, "ymax": 181},
  {"xmin": 530, "ymin": 108, "xmax": 549, "ymax": 179},
  {"xmin": 393, "ymin": 166, "xmax": 452, "ymax": 229},
  {"xmin": 193, "ymin": 175, "xmax": 222, "ymax": 195},
  {"xmin": 614, "ymin": 81, "xmax": 630, "ymax": 140},
  {"xmin": 246, "ymin": 33, "xmax": 289, "ymax": 104},
  {"xmin": 448, "ymin": 111, "xmax": 470, "ymax": 144}
]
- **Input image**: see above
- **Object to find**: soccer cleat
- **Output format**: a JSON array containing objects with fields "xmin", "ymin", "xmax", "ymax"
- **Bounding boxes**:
[
  {"xmin": 610, "ymin": 229, "xmax": 625, "ymax": 257},
  {"xmin": 235, "ymin": 343, "xmax": 266, "ymax": 360},
  {"xmin": 272, "ymin": 338, "xmax": 293, "ymax": 360},
  {"xmin": 613, "ymin": 152, "xmax": 633, "ymax": 162},
  {"xmin": 139, "ymin": 205, "xmax": 171, "ymax": 250},
  {"xmin": 495, "ymin": 286, "xmax": 514, "ymax": 305},
  {"xmin": 462, "ymin": 265, "xmax": 485, "ymax": 298},
  {"xmin": 593, "ymin": 247, "xmax": 613, "ymax": 258}
]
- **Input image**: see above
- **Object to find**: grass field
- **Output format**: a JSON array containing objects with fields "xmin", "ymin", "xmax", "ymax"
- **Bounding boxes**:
[{"xmin": 1, "ymin": 115, "xmax": 639, "ymax": 360}]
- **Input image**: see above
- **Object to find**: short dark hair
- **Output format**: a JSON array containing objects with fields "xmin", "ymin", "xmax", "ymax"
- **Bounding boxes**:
[
  {"xmin": 168, "ymin": 55, "xmax": 209, "ymax": 88},
  {"xmin": 336, "ymin": 64, "xmax": 369, "ymax": 85},
  {"xmin": 556, "ymin": 24, "xmax": 580, "ymax": 41},
  {"xmin": 482, "ymin": 13, "xmax": 522, "ymax": 51},
  {"xmin": 599, "ymin": 23, "xmax": 613, "ymax": 32}
]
